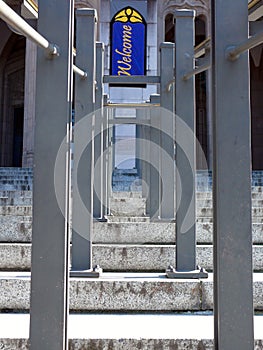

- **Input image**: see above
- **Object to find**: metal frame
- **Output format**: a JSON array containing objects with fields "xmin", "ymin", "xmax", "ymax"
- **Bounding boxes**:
[
  {"xmin": 93, "ymin": 42, "xmax": 105, "ymax": 219},
  {"xmin": 212, "ymin": 0, "xmax": 254, "ymax": 348},
  {"xmin": 159, "ymin": 43, "xmax": 175, "ymax": 220},
  {"xmin": 167, "ymin": 9, "xmax": 208, "ymax": 279},
  {"xmin": 1, "ymin": 0, "xmax": 257, "ymax": 347},
  {"xmin": 71, "ymin": 8, "xmax": 102, "ymax": 278},
  {"xmin": 29, "ymin": 0, "xmax": 74, "ymax": 348}
]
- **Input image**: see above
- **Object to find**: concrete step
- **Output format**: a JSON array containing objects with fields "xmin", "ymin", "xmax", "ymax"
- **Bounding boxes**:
[
  {"xmin": 2, "ymin": 195, "xmax": 263, "ymax": 208},
  {"xmin": 0, "ymin": 313, "xmax": 263, "ymax": 349},
  {"xmin": 111, "ymin": 191, "xmax": 143, "ymax": 198},
  {"xmin": 0, "ymin": 184, "xmax": 32, "ymax": 191},
  {"xmin": 1, "ymin": 218, "xmax": 263, "ymax": 244},
  {"xmin": 1, "ymin": 243, "xmax": 262, "ymax": 272},
  {"xmin": 0, "ymin": 272, "xmax": 262, "ymax": 312},
  {"xmin": 110, "ymin": 197, "xmax": 146, "ymax": 216},
  {"xmin": 105, "ymin": 215, "xmax": 150, "ymax": 223},
  {"xmin": 1, "ymin": 204, "xmax": 263, "ymax": 218},
  {"xmin": 0, "ymin": 215, "xmax": 32, "ymax": 242},
  {"xmin": 0, "ymin": 206, "xmax": 32, "ymax": 216}
]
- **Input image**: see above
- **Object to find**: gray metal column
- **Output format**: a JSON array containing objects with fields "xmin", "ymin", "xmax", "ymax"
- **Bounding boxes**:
[
  {"xmin": 212, "ymin": 1, "xmax": 254, "ymax": 348},
  {"xmin": 167, "ymin": 10, "xmax": 207, "ymax": 278},
  {"xmin": 136, "ymin": 108, "xmax": 148, "ymax": 198},
  {"xmin": 148, "ymin": 94, "xmax": 160, "ymax": 219},
  {"xmin": 71, "ymin": 9, "xmax": 100, "ymax": 276},
  {"xmin": 102, "ymin": 94, "xmax": 109, "ymax": 217},
  {"xmin": 93, "ymin": 42, "xmax": 104, "ymax": 219},
  {"xmin": 160, "ymin": 42, "xmax": 175, "ymax": 220},
  {"xmin": 29, "ymin": 0, "xmax": 73, "ymax": 349},
  {"xmin": 135, "ymin": 121, "xmax": 142, "ymax": 178},
  {"xmin": 107, "ymin": 107, "xmax": 114, "ymax": 215}
]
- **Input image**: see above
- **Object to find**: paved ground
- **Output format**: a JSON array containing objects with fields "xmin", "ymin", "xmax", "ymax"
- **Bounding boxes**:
[{"xmin": 0, "ymin": 313, "xmax": 263, "ymax": 340}]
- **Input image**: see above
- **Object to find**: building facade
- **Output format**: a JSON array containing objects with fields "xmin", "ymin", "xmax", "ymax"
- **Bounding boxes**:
[{"xmin": 0, "ymin": 0, "xmax": 262, "ymax": 169}]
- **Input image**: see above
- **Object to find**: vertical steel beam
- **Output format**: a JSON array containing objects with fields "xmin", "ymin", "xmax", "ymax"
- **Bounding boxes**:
[
  {"xmin": 136, "ymin": 108, "xmax": 148, "ymax": 197},
  {"xmin": 212, "ymin": 1, "xmax": 254, "ymax": 348},
  {"xmin": 135, "ymin": 122, "xmax": 142, "ymax": 178},
  {"xmin": 148, "ymin": 94, "xmax": 160, "ymax": 219},
  {"xmin": 93, "ymin": 42, "xmax": 104, "ymax": 219},
  {"xmin": 160, "ymin": 42, "xmax": 175, "ymax": 220},
  {"xmin": 167, "ymin": 10, "xmax": 207, "ymax": 278},
  {"xmin": 107, "ymin": 107, "xmax": 114, "ymax": 214},
  {"xmin": 175, "ymin": 10, "xmax": 196, "ymax": 272},
  {"xmin": 71, "ymin": 9, "xmax": 99, "ymax": 276},
  {"xmin": 29, "ymin": 0, "xmax": 73, "ymax": 349},
  {"xmin": 102, "ymin": 94, "xmax": 109, "ymax": 217}
]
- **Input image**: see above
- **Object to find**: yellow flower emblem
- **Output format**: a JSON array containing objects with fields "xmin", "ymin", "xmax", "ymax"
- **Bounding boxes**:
[{"xmin": 114, "ymin": 8, "xmax": 143, "ymax": 23}]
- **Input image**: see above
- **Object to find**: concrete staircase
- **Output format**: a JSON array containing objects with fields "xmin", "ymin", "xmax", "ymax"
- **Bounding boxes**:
[{"xmin": 0, "ymin": 168, "xmax": 263, "ymax": 349}]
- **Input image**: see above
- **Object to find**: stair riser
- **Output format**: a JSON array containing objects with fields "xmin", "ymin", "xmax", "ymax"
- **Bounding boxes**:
[
  {"xmin": 1, "ymin": 219, "xmax": 263, "ymax": 244},
  {"xmin": 2, "ymin": 339, "xmax": 263, "ymax": 350},
  {"xmin": 0, "ymin": 277, "xmax": 262, "ymax": 312},
  {"xmin": 1, "ymin": 244, "xmax": 262, "ymax": 272}
]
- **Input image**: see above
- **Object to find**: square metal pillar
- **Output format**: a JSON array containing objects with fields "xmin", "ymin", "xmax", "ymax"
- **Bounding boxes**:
[
  {"xmin": 160, "ymin": 42, "xmax": 175, "ymax": 220},
  {"xmin": 148, "ymin": 94, "xmax": 161, "ymax": 219},
  {"xmin": 93, "ymin": 42, "xmax": 104, "ymax": 220},
  {"xmin": 167, "ymin": 10, "xmax": 207, "ymax": 278},
  {"xmin": 29, "ymin": 0, "xmax": 74, "ymax": 349},
  {"xmin": 71, "ymin": 9, "xmax": 101, "ymax": 277},
  {"xmin": 212, "ymin": 1, "xmax": 254, "ymax": 348}
]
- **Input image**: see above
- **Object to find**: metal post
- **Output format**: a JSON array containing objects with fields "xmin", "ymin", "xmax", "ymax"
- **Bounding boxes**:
[
  {"xmin": 106, "ymin": 107, "xmax": 114, "ymax": 215},
  {"xmin": 148, "ymin": 94, "xmax": 161, "ymax": 219},
  {"xmin": 160, "ymin": 42, "xmax": 175, "ymax": 220},
  {"xmin": 29, "ymin": 0, "xmax": 73, "ymax": 348},
  {"xmin": 102, "ymin": 94, "xmax": 109, "ymax": 217},
  {"xmin": 167, "ymin": 10, "xmax": 207, "ymax": 278},
  {"xmin": 135, "ymin": 121, "xmax": 142, "ymax": 178},
  {"xmin": 71, "ymin": 9, "xmax": 101, "ymax": 277},
  {"xmin": 212, "ymin": 1, "xmax": 254, "ymax": 348},
  {"xmin": 136, "ymin": 108, "xmax": 148, "ymax": 197},
  {"xmin": 93, "ymin": 42, "xmax": 104, "ymax": 219}
]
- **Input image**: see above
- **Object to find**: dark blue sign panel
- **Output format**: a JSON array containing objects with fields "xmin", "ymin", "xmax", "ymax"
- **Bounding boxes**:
[{"xmin": 111, "ymin": 7, "xmax": 146, "ymax": 79}]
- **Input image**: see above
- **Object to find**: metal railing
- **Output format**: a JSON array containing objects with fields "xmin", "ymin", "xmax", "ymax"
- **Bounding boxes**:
[
  {"xmin": 226, "ymin": 29, "xmax": 263, "ymax": 60},
  {"xmin": 0, "ymin": 0, "xmax": 87, "ymax": 77}
]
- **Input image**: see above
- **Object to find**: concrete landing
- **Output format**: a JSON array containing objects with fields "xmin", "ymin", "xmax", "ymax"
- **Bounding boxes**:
[{"xmin": 0, "ymin": 313, "xmax": 263, "ymax": 349}]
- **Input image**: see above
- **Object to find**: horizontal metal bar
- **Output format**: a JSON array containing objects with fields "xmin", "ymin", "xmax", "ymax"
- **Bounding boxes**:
[
  {"xmin": 108, "ymin": 117, "xmax": 150, "ymax": 125},
  {"xmin": 248, "ymin": 0, "xmax": 261, "ymax": 10},
  {"xmin": 183, "ymin": 62, "xmax": 211, "ymax": 81},
  {"xmin": 73, "ymin": 64, "xmax": 87, "ymax": 78},
  {"xmin": 0, "ymin": 0, "xmax": 58, "ymax": 56},
  {"xmin": 226, "ymin": 29, "xmax": 263, "ymax": 60},
  {"xmin": 105, "ymin": 103, "xmax": 160, "ymax": 108},
  {"xmin": 103, "ymin": 75, "xmax": 160, "ymax": 85},
  {"xmin": 194, "ymin": 37, "xmax": 211, "ymax": 58}
]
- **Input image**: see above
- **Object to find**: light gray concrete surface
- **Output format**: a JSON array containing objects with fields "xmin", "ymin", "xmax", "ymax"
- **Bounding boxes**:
[
  {"xmin": 109, "ymin": 197, "xmax": 146, "ymax": 216},
  {"xmin": 0, "ymin": 272, "xmax": 263, "ymax": 312},
  {"xmin": 0, "ymin": 206, "xmax": 32, "ymax": 216},
  {"xmin": 1, "ymin": 216, "xmax": 263, "ymax": 244},
  {"xmin": 0, "ymin": 313, "xmax": 263, "ymax": 348},
  {"xmin": 0, "ymin": 216, "xmax": 32, "ymax": 242},
  {"xmin": 1, "ymin": 244, "xmax": 263, "ymax": 272}
]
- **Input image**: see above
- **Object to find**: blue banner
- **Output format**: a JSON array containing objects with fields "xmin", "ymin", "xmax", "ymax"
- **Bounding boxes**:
[{"xmin": 111, "ymin": 7, "xmax": 146, "ymax": 77}]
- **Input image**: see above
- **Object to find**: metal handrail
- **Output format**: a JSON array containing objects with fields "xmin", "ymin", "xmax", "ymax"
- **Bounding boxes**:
[
  {"xmin": 226, "ymin": 29, "xmax": 263, "ymax": 60},
  {"xmin": 183, "ymin": 62, "xmax": 211, "ymax": 80},
  {"xmin": 0, "ymin": 0, "xmax": 87, "ymax": 78},
  {"xmin": 0, "ymin": 0, "xmax": 58, "ymax": 55}
]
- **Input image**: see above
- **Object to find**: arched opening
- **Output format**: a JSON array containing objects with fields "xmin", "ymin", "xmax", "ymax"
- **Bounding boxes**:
[
  {"xmin": 195, "ymin": 16, "xmax": 207, "ymax": 169},
  {"xmin": 0, "ymin": 34, "xmax": 25, "ymax": 167},
  {"xmin": 165, "ymin": 13, "xmax": 175, "ymax": 43},
  {"xmin": 250, "ymin": 47, "xmax": 263, "ymax": 170}
]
